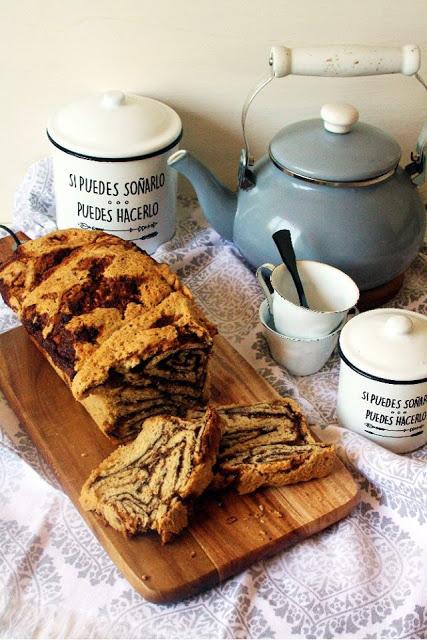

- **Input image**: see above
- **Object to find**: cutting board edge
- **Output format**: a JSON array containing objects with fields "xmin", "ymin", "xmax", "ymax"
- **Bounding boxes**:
[
  {"xmin": 200, "ymin": 480, "xmax": 361, "ymax": 588},
  {"xmin": 139, "ymin": 482, "xmax": 361, "ymax": 604},
  {"xmin": 2, "ymin": 374, "xmax": 359, "ymax": 604},
  {"xmin": 0, "ymin": 339, "xmax": 224, "ymax": 604},
  {"xmin": 78, "ymin": 473, "xmax": 361, "ymax": 604},
  {"xmin": 78, "ymin": 510, "xmax": 223, "ymax": 604},
  {"xmin": 0, "ymin": 325, "xmax": 361, "ymax": 604}
]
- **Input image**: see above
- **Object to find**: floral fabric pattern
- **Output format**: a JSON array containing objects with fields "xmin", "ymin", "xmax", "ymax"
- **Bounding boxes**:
[{"xmin": 0, "ymin": 158, "xmax": 426, "ymax": 639}]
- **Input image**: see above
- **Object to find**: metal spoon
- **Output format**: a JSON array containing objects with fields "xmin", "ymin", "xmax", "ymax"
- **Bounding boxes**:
[{"xmin": 272, "ymin": 229, "xmax": 309, "ymax": 309}]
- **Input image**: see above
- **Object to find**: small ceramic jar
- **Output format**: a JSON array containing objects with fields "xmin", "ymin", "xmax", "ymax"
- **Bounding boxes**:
[
  {"xmin": 47, "ymin": 90, "xmax": 182, "ymax": 253},
  {"xmin": 336, "ymin": 309, "xmax": 427, "ymax": 453}
]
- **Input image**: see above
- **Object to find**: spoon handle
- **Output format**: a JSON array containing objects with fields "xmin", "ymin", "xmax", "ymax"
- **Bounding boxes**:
[{"xmin": 272, "ymin": 230, "xmax": 309, "ymax": 309}]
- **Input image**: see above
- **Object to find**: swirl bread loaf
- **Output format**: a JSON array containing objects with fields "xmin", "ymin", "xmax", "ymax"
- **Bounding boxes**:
[
  {"xmin": 190, "ymin": 399, "xmax": 335, "ymax": 494},
  {"xmin": 82, "ymin": 399, "xmax": 335, "ymax": 542},
  {"xmin": 80, "ymin": 407, "xmax": 221, "ymax": 543},
  {"xmin": 0, "ymin": 229, "xmax": 216, "ymax": 441}
]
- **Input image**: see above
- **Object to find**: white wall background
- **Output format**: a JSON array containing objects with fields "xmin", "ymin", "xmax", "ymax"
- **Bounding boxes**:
[{"xmin": 1, "ymin": 0, "xmax": 427, "ymax": 222}]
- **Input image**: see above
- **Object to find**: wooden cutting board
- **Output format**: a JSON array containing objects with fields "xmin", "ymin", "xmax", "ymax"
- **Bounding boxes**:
[{"xmin": 0, "ymin": 232, "xmax": 359, "ymax": 604}]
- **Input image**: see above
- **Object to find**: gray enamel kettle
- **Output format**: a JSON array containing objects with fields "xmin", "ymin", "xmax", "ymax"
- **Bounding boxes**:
[{"xmin": 168, "ymin": 44, "xmax": 426, "ymax": 291}]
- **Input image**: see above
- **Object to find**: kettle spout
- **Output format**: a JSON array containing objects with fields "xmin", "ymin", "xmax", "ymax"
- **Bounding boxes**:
[{"xmin": 168, "ymin": 150, "xmax": 237, "ymax": 241}]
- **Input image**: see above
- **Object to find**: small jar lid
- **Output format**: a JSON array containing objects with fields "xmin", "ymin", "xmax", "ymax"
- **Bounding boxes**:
[
  {"xmin": 47, "ymin": 91, "xmax": 182, "ymax": 160},
  {"xmin": 339, "ymin": 309, "xmax": 427, "ymax": 382}
]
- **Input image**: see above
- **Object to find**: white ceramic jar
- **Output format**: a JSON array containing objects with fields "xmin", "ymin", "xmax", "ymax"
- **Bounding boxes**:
[
  {"xmin": 337, "ymin": 309, "xmax": 427, "ymax": 453},
  {"xmin": 47, "ymin": 90, "xmax": 182, "ymax": 253}
]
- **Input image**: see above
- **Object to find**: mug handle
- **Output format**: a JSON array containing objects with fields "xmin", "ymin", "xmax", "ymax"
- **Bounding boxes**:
[
  {"xmin": 344, "ymin": 305, "xmax": 359, "ymax": 325},
  {"xmin": 256, "ymin": 263, "xmax": 276, "ymax": 312}
]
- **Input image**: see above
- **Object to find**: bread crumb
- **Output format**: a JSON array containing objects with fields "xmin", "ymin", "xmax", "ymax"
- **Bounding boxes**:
[
  {"xmin": 141, "ymin": 574, "xmax": 149, "ymax": 581},
  {"xmin": 81, "ymin": 453, "xmax": 88, "ymax": 457},
  {"xmin": 258, "ymin": 504, "xmax": 264, "ymax": 512},
  {"xmin": 226, "ymin": 516, "xmax": 237, "ymax": 524},
  {"xmin": 190, "ymin": 551, "xmax": 196, "ymax": 558},
  {"xmin": 259, "ymin": 518, "xmax": 265, "ymax": 524}
]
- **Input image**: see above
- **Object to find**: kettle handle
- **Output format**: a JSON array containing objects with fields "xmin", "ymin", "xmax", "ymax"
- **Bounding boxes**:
[
  {"xmin": 270, "ymin": 45, "xmax": 420, "ymax": 78},
  {"xmin": 240, "ymin": 44, "xmax": 426, "ymax": 190}
]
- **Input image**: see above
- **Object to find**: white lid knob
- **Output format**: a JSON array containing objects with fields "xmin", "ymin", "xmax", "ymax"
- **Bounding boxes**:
[
  {"xmin": 321, "ymin": 103, "xmax": 359, "ymax": 134},
  {"xmin": 102, "ymin": 90, "xmax": 126, "ymax": 109},
  {"xmin": 384, "ymin": 314, "xmax": 414, "ymax": 337}
]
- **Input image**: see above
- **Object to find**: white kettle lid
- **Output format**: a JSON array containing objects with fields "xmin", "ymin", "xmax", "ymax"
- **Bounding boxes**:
[{"xmin": 47, "ymin": 91, "xmax": 182, "ymax": 160}]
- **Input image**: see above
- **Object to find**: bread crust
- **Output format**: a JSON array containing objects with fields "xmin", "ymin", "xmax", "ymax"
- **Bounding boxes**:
[
  {"xmin": 214, "ymin": 443, "xmax": 336, "ymax": 494},
  {"xmin": 198, "ymin": 399, "xmax": 336, "ymax": 494},
  {"xmin": 80, "ymin": 407, "xmax": 222, "ymax": 543},
  {"xmin": 0, "ymin": 229, "xmax": 216, "ymax": 440}
]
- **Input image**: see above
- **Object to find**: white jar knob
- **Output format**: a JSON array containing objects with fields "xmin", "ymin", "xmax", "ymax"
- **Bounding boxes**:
[
  {"xmin": 102, "ymin": 90, "xmax": 126, "ymax": 109},
  {"xmin": 384, "ymin": 314, "xmax": 414, "ymax": 337},
  {"xmin": 320, "ymin": 103, "xmax": 359, "ymax": 134}
]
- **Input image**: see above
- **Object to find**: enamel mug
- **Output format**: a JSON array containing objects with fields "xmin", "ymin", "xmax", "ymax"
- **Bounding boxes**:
[
  {"xmin": 256, "ymin": 261, "xmax": 359, "ymax": 339},
  {"xmin": 337, "ymin": 309, "xmax": 427, "ymax": 453},
  {"xmin": 47, "ymin": 90, "xmax": 182, "ymax": 253},
  {"xmin": 259, "ymin": 300, "xmax": 346, "ymax": 376}
]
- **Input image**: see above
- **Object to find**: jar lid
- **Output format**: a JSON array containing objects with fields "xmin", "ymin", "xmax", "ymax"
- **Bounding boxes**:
[
  {"xmin": 47, "ymin": 91, "xmax": 182, "ymax": 160},
  {"xmin": 269, "ymin": 103, "xmax": 401, "ymax": 183},
  {"xmin": 339, "ymin": 309, "xmax": 427, "ymax": 382}
]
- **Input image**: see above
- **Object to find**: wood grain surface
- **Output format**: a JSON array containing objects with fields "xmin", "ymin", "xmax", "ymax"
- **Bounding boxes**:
[{"xmin": 0, "ymin": 232, "xmax": 360, "ymax": 603}]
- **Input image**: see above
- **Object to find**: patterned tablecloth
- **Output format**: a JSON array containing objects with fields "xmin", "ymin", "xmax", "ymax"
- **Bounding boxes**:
[{"xmin": 0, "ymin": 158, "xmax": 426, "ymax": 640}]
